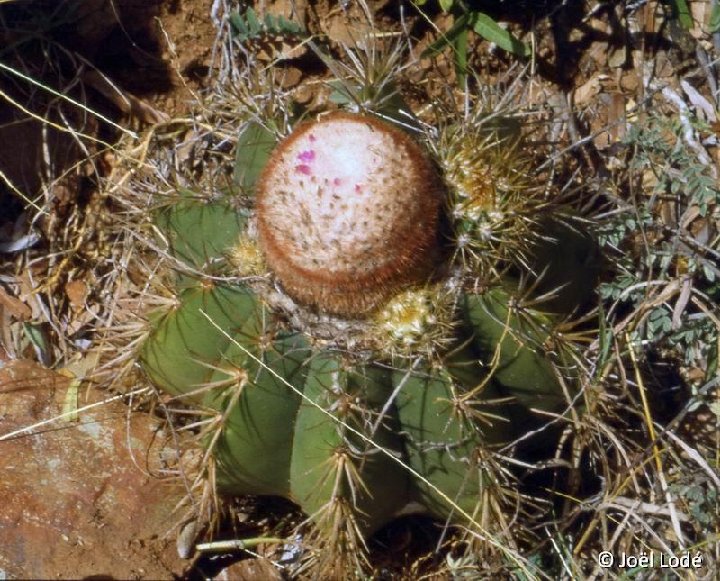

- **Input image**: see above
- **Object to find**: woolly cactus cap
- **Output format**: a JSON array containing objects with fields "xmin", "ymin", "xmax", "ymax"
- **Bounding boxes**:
[{"xmin": 256, "ymin": 112, "xmax": 442, "ymax": 316}]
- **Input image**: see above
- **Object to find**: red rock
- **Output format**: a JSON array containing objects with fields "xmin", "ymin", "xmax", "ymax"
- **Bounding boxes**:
[{"xmin": 0, "ymin": 360, "xmax": 190, "ymax": 579}]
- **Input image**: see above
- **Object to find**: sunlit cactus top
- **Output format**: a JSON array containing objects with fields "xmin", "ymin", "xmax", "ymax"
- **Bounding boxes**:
[{"xmin": 256, "ymin": 112, "xmax": 442, "ymax": 316}]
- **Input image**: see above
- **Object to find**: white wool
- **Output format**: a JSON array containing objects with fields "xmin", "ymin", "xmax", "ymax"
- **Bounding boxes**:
[{"xmin": 263, "ymin": 117, "xmax": 416, "ymax": 272}]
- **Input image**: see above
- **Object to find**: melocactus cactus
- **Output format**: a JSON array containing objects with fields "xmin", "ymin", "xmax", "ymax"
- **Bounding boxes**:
[
  {"xmin": 138, "ymin": 107, "xmax": 591, "ymax": 574},
  {"xmin": 257, "ymin": 111, "xmax": 442, "ymax": 315}
]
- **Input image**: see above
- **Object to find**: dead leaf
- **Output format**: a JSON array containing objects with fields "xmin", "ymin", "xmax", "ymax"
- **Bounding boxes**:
[
  {"xmin": 608, "ymin": 46, "xmax": 627, "ymax": 68},
  {"xmin": 681, "ymin": 79, "xmax": 716, "ymax": 122},
  {"xmin": 279, "ymin": 66, "xmax": 303, "ymax": 89},
  {"xmin": 0, "ymin": 286, "xmax": 31, "ymax": 320},
  {"xmin": 608, "ymin": 93, "xmax": 627, "ymax": 143},
  {"xmin": 574, "ymin": 76, "xmax": 601, "ymax": 107},
  {"xmin": 57, "ymin": 350, "xmax": 102, "ymax": 422},
  {"xmin": 65, "ymin": 279, "xmax": 89, "ymax": 312}
]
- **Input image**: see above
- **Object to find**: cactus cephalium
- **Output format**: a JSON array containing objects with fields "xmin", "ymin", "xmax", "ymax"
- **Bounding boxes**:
[
  {"xmin": 138, "ymin": 111, "xmax": 595, "ymax": 570},
  {"xmin": 256, "ymin": 111, "xmax": 442, "ymax": 315}
]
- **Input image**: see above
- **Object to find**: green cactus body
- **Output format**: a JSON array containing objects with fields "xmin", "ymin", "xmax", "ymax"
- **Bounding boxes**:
[
  {"xmin": 206, "ymin": 332, "xmax": 310, "ymax": 497},
  {"xmin": 463, "ymin": 287, "xmax": 566, "ymax": 413},
  {"xmin": 140, "ymin": 283, "xmax": 261, "ymax": 400},
  {"xmin": 140, "ymin": 195, "xmax": 263, "ymax": 400},
  {"xmin": 135, "ymin": 109, "xmax": 589, "ymax": 567},
  {"xmin": 155, "ymin": 196, "xmax": 249, "ymax": 276},
  {"xmin": 527, "ymin": 218, "xmax": 600, "ymax": 315},
  {"xmin": 290, "ymin": 353, "xmax": 409, "ymax": 534},
  {"xmin": 394, "ymin": 349, "xmax": 507, "ymax": 520}
]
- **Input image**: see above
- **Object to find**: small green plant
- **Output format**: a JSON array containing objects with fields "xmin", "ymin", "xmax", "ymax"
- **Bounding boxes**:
[
  {"xmin": 415, "ymin": 0, "xmax": 530, "ymax": 85},
  {"xmin": 228, "ymin": 7, "xmax": 305, "ymax": 42},
  {"xmin": 664, "ymin": 0, "xmax": 694, "ymax": 30},
  {"xmin": 598, "ymin": 113, "xmax": 720, "ymax": 379}
]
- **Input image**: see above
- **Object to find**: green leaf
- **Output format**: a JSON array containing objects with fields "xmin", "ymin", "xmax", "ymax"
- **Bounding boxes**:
[
  {"xmin": 706, "ymin": 340, "xmax": 718, "ymax": 382},
  {"xmin": 264, "ymin": 12, "xmax": 276, "ymax": 31},
  {"xmin": 439, "ymin": 0, "xmax": 454, "ymax": 12},
  {"xmin": 668, "ymin": 0, "xmax": 693, "ymax": 30},
  {"xmin": 471, "ymin": 12, "xmax": 530, "ymax": 58},
  {"xmin": 421, "ymin": 12, "xmax": 472, "ymax": 58},
  {"xmin": 267, "ymin": 12, "xmax": 303, "ymax": 36},
  {"xmin": 282, "ymin": 18, "xmax": 302, "ymax": 35},
  {"xmin": 709, "ymin": 4, "xmax": 720, "ymax": 32},
  {"xmin": 595, "ymin": 304, "xmax": 613, "ymax": 376},
  {"xmin": 233, "ymin": 121, "xmax": 276, "ymax": 193},
  {"xmin": 23, "ymin": 322, "xmax": 53, "ymax": 366},
  {"xmin": 229, "ymin": 8, "xmax": 304, "ymax": 41},
  {"xmin": 327, "ymin": 79, "xmax": 355, "ymax": 106},
  {"xmin": 245, "ymin": 7, "xmax": 261, "ymax": 35},
  {"xmin": 453, "ymin": 25, "xmax": 469, "ymax": 86},
  {"xmin": 229, "ymin": 11, "xmax": 249, "ymax": 41}
]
